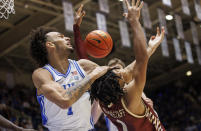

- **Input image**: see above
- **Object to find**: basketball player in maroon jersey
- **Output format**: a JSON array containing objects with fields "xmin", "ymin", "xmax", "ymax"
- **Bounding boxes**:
[
  {"xmin": 89, "ymin": 0, "xmax": 166, "ymax": 130},
  {"xmin": 73, "ymin": 3, "xmax": 164, "ymax": 128}
]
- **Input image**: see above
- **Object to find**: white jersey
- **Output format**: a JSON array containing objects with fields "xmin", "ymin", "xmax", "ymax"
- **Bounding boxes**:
[{"xmin": 36, "ymin": 59, "xmax": 94, "ymax": 131}]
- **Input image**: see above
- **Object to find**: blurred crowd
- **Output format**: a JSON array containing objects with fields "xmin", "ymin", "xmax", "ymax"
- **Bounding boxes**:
[
  {"xmin": 0, "ymin": 80, "xmax": 201, "ymax": 131},
  {"xmin": 0, "ymin": 83, "xmax": 43, "ymax": 131},
  {"xmin": 149, "ymin": 79, "xmax": 201, "ymax": 131}
]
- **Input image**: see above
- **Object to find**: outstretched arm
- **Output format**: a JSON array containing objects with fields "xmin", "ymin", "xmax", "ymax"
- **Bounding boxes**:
[
  {"xmin": 32, "ymin": 66, "xmax": 108, "ymax": 109},
  {"xmin": 0, "ymin": 115, "xmax": 36, "ymax": 131},
  {"xmin": 73, "ymin": 4, "xmax": 88, "ymax": 59},
  {"xmin": 147, "ymin": 27, "xmax": 165, "ymax": 57},
  {"xmin": 121, "ymin": 27, "xmax": 165, "ymax": 84},
  {"xmin": 123, "ymin": 0, "xmax": 148, "ymax": 108}
]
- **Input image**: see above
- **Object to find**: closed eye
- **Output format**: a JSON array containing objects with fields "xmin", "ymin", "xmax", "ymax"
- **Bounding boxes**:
[{"xmin": 58, "ymin": 34, "xmax": 64, "ymax": 38}]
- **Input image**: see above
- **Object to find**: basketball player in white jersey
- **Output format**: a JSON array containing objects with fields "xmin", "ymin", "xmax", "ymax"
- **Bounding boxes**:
[{"xmin": 30, "ymin": 25, "xmax": 109, "ymax": 130}]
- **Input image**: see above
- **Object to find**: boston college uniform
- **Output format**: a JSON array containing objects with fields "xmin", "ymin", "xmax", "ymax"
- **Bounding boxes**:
[{"xmin": 100, "ymin": 98, "xmax": 166, "ymax": 131}]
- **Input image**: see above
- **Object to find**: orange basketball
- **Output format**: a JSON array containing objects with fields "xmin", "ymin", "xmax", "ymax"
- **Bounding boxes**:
[{"xmin": 84, "ymin": 30, "xmax": 113, "ymax": 58}]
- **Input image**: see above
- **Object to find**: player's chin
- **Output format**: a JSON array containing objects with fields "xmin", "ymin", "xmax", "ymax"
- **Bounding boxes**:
[{"xmin": 68, "ymin": 47, "xmax": 74, "ymax": 53}]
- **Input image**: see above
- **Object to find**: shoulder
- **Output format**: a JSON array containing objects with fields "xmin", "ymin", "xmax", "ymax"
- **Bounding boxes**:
[
  {"xmin": 32, "ymin": 68, "xmax": 52, "ymax": 88},
  {"xmin": 78, "ymin": 59, "xmax": 99, "ymax": 74},
  {"xmin": 77, "ymin": 59, "xmax": 97, "ymax": 66},
  {"xmin": 32, "ymin": 68, "xmax": 50, "ymax": 78}
]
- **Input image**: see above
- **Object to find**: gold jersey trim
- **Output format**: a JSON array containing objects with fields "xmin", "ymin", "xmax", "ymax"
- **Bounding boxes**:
[{"xmin": 121, "ymin": 98, "xmax": 146, "ymax": 118}]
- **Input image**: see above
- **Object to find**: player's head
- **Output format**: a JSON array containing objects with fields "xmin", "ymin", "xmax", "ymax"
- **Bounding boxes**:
[
  {"xmin": 90, "ymin": 69, "xmax": 125, "ymax": 107},
  {"xmin": 108, "ymin": 58, "xmax": 126, "ymax": 85},
  {"xmin": 108, "ymin": 58, "xmax": 125, "ymax": 69},
  {"xmin": 30, "ymin": 26, "xmax": 73, "ymax": 67},
  {"xmin": 45, "ymin": 31, "xmax": 73, "ymax": 54}
]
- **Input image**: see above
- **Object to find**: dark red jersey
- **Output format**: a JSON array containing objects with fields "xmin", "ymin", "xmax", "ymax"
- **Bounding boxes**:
[
  {"xmin": 100, "ymin": 98, "xmax": 166, "ymax": 131},
  {"xmin": 73, "ymin": 24, "xmax": 88, "ymax": 59}
]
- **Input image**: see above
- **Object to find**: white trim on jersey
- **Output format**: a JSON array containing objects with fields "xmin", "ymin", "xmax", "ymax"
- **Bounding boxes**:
[
  {"xmin": 73, "ymin": 60, "xmax": 85, "ymax": 78},
  {"xmin": 36, "ymin": 59, "xmax": 93, "ymax": 130}
]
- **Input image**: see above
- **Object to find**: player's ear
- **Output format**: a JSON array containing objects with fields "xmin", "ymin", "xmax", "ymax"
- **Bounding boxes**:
[{"xmin": 46, "ymin": 41, "xmax": 55, "ymax": 48}]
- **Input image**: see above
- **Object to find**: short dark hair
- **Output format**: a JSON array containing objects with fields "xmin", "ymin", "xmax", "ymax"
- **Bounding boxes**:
[
  {"xmin": 90, "ymin": 69, "xmax": 125, "ymax": 106},
  {"xmin": 29, "ymin": 26, "xmax": 57, "ymax": 67}
]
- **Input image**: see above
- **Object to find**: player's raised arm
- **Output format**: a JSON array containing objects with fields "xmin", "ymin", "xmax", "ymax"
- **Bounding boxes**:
[
  {"xmin": 73, "ymin": 4, "xmax": 88, "ymax": 59},
  {"xmin": 74, "ymin": 4, "xmax": 85, "ymax": 27},
  {"xmin": 123, "ymin": 0, "xmax": 148, "ymax": 107},
  {"xmin": 147, "ymin": 27, "xmax": 165, "ymax": 57},
  {"xmin": 32, "ymin": 66, "xmax": 108, "ymax": 109},
  {"xmin": 122, "ymin": 27, "xmax": 165, "ymax": 84}
]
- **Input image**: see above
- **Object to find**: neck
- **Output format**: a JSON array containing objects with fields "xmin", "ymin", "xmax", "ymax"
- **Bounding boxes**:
[{"xmin": 48, "ymin": 53, "xmax": 69, "ymax": 74}]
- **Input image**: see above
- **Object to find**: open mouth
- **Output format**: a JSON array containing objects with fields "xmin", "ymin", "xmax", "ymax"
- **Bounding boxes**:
[{"xmin": 66, "ymin": 42, "xmax": 72, "ymax": 46}]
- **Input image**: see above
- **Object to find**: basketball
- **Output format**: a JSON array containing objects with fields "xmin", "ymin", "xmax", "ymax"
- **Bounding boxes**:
[{"xmin": 84, "ymin": 30, "xmax": 113, "ymax": 58}]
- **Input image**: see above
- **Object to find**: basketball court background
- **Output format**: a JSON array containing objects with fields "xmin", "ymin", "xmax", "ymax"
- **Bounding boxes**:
[{"xmin": 0, "ymin": 0, "xmax": 201, "ymax": 130}]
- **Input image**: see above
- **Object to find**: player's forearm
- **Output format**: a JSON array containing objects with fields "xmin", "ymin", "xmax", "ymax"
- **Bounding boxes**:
[
  {"xmin": 123, "ymin": 21, "xmax": 148, "ymax": 83},
  {"xmin": 63, "ymin": 75, "xmax": 93, "ymax": 107},
  {"xmin": 124, "ymin": 46, "xmax": 154, "ymax": 83},
  {"xmin": 91, "ymin": 100, "xmax": 103, "ymax": 124},
  {"xmin": 0, "ymin": 115, "xmax": 20, "ymax": 130},
  {"xmin": 147, "ymin": 47, "xmax": 153, "ymax": 58},
  {"xmin": 130, "ymin": 20, "xmax": 148, "ymax": 62},
  {"xmin": 126, "ymin": 46, "xmax": 155, "ymax": 72}
]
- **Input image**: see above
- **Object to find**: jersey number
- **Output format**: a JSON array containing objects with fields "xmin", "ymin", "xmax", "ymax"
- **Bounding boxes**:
[
  {"xmin": 116, "ymin": 120, "xmax": 128, "ymax": 131},
  {"xmin": 67, "ymin": 107, "xmax": 73, "ymax": 115},
  {"xmin": 63, "ymin": 85, "xmax": 73, "ymax": 115}
]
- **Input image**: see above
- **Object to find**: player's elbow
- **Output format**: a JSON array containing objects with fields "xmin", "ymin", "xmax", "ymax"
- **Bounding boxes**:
[
  {"xmin": 59, "ymin": 104, "xmax": 69, "ymax": 109},
  {"xmin": 58, "ymin": 98, "xmax": 73, "ymax": 109}
]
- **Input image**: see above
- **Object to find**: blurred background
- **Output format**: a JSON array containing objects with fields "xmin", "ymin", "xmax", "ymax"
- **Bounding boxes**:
[{"xmin": 0, "ymin": 0, "xmax": 201, "ymax": 130}]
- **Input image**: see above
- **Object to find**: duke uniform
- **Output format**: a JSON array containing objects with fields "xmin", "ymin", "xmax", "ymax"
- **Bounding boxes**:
[{"xmin": 36, "ymin": 59, "xmax": 94, "ymax": 131}]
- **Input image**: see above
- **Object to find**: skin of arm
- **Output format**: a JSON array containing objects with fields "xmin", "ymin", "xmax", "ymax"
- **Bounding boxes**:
[
  {"xmin": 123, "ymin": 0, "xmax": 149, "ymax": 111},
  {"xmin": 121, "ymin": 27, "xmax": 165, "ymax": 84},
  {"xmin": 32, "ymin": 66, "xmax": 108, "ymax": 109},
  {"xmin": 78, "ymin": 59, "xmax": 154, "ymax": 122},
  {"xmin": 0, "ymin": 115, "xmax": 21, "ymax": 130},
  {"xmin": 74, "ymin": 5, "xmax": 104, "ymax": 123},
  {"xmin": 91, "ymin": 100, "xmax": 103, "ymax": 124},
  {"xmin": 78, "ymin": 59, "xmax": 99, "ymax": 74},
  {"xmin": 74, "ymin": 4, "xmax": 156, "ymax": 115},
  {"xmin": 78, "ymin": 59, "xmax": 104, "ymax": 123},
  {"xmin": 0, "ymin": 115, "xmax": 36, "ymax": 131},
  {"xmin": 75, "ymin": 3, "xmax": 155, "ymax": 121}
]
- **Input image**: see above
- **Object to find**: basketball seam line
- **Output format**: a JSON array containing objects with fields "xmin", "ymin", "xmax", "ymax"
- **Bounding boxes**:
[
  {"xmin": 86, "ymin": 40, "xmax": 108, "ymax": 57},
  {"xmin": 92, "ymin": 32, "xmax": 110, "ymax": 50},
  {"xmin": 86, "ymin": 40, "xmax": 107, "ymax": 51}
]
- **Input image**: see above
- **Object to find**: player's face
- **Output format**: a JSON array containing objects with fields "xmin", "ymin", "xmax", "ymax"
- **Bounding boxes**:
[{"xmin": 46, "ymin": 32, "xmax": 73, "ymax": 52}]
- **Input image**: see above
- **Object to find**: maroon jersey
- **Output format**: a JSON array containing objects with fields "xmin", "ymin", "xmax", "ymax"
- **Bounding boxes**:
[
  {"xmin": 100, "ymin": 98, "xmax": 166, "ymax": 131},
  {"xmin": 73, "ymin": 24, "xmax": 88, "ymax": 59}
]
